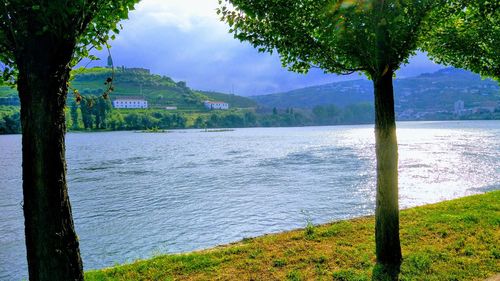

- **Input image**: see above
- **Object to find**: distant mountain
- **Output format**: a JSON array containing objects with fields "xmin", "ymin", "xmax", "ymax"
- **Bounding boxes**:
[
  {"xmin": 198, "ymin": 91, "xmax": 258, "ymax": 108},
  {"xmin": 251, "ymin": 79, "xmax": 373, "ymax": 109},
  {"xmin": 393, "ymin": 68, "xmax": 499, "ymax": 114},
  {"xmin": 0, "ymin": 67, "xmax": 257, "ymax": 110},
  {"xmin": 2, "ymin": 67, "xmax": 499, "ymax": 115},
  {"xmin": 250, "ymin": 68, "xmax": 500, "ymax": 113}
]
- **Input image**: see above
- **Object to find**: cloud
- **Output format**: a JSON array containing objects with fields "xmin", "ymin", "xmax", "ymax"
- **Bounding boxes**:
[
  {"xmin": 127, "ymin": 0, "xmax": 224, "ymax": 32},
  {"xmin": 85, "ymin": 0, "xmax": 444, "ymax": 96}
]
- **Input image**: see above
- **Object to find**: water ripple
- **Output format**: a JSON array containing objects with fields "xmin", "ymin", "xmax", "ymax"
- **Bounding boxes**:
[{"xmin": 0, "ymin": 121, "xmax": 499, "ymax": 280}]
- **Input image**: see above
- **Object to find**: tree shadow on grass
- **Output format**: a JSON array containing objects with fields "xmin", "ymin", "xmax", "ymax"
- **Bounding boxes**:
[{"xmin": 372, "ymin": 262, "xmax": 401, "ymax": 281}]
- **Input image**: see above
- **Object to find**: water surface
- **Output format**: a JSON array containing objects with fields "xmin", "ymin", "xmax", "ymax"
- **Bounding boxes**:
[{"xmin": 1, "ymin": 121, "xmax": 499, "ymax": 280}]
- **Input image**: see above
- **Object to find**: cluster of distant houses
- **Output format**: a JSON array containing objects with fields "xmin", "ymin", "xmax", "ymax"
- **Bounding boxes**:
[
  {"xmin": 398, "ymin": 99, "xmax": 500, "ymax": 120},
  {"xmin": 453, "ymin": 100, "xmax": 499, "ymax": 116},
  {"xmin": 111, "ymin": 97, "xmax": 229, "ymax": 111}
]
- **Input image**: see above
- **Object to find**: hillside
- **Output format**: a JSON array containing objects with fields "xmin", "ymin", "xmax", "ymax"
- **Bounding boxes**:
[
  {"xmin": 3, "ymin": 67, "xmax": 499, "ymax": 120},
  {"xmin": 250, "ymin": 68, "xmax": 500, "ymax": 115},
  {"xmin": 251, "ymin": 79, "xmax": 373, "ymax": 109},
  {"xmin": 0, "ymin": 67, "xmax": 257, "ymax": 110},
  {"xmin": 198, "ymin": 90, "xmax": 258, "ymax": 108}
]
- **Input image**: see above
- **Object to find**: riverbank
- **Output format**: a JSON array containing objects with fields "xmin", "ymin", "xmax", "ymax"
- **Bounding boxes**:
[
  {"xmin": 2, "ymin": 102, "xmax": 500, "ymax": 135},
  {"xmin": 86, "ymin": 190, "xmax": 499, "ymax": 280}
]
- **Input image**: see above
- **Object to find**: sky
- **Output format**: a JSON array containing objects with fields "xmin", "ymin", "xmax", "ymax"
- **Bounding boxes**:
[{"xmin": 88, "ymin": 0, "xmax": 445, "ymax": 96}]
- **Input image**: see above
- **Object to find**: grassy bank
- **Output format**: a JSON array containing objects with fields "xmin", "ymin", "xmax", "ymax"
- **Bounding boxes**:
[{"xmin": 86, "ymin": 191, "xmax": 500, "ymax": 281}]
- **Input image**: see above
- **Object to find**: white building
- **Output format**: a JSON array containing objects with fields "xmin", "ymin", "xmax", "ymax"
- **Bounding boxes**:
[
  {"xmin": 165, "ymin": 106, "xmax": 178, "ymax": 110},
  {"xmin": 113, "ymin": 98, "xmax": 148, "ymax": 109},
  {"xmin": 204, "ymin": 100, "xmax": 229, "ymax": 110}
]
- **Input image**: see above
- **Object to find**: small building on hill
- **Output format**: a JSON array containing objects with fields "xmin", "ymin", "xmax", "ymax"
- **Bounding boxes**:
[
  {"xmin": 204, "ymin": 100, "xmax": 229, "ymax": 110},
  {"xmin": 113, "ymin": 98, "xmax": 148, "ymax": 109}
]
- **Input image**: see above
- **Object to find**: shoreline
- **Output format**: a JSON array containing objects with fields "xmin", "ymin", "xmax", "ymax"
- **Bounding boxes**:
[
  {"xmin": 86, "ymin": 190, "xmax": 500, "ymax": 280},
  {"xmin": 1, "ymin": 119, "xmax": 500, "ymax": 136}
]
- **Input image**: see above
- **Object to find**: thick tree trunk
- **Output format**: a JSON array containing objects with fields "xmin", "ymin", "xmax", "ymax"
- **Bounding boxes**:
[
  {"xmin": 17, "ymin": 36, "xmax": 84, "ymax": 280},
  {"xmin": 372, "ymin": 68, "xmax": 402, "ymax": 265}
]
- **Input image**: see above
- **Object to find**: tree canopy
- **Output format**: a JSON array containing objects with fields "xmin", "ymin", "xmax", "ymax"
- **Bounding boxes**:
[
  {"xmin": 0, "ymin": 0, "xmax": 138, "ymax": 84},
  {"xmin": 422, "ymin": 0, "xmax": 500, "ymax": 80},
  {"xmin": 218, "ymin": 0, "xmax": 436, "ymax": 78}
]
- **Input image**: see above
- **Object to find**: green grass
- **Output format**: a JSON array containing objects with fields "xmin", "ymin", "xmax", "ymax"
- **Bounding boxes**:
[{"xmin": 86, "ymin": 191, "xmax": 500, "ymax": 280}]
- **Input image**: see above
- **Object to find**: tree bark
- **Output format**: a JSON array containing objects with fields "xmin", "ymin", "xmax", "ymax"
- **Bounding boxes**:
[
  {"xmin": 372, "ymin": 68, "xmax": 402, "ymax": 265},
  {"xmin": 16, "ymin": 35, "xmax": 84, "ymax": 281}
]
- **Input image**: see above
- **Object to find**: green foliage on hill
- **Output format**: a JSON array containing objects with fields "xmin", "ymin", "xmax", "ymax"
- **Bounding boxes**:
[
  {"xmin": 251, "ymin": 79, "xmax": 373, "ymax": 109},
  {"xmin": 70, "ymin": 67, "xmax": 205, "ymax": 110},
  {"xmin": 72, "ymin": 95, "xmax": 113, "ymax": 130},
  {"xmin": 0, "ymin": 65, "xmax": 262, "ymax": 133},
  {"xmin": 251, "ymin": 68, "xmax": 500, "ymax": 112},
  {"xmin": 198, "ymin": 91, "xmax": 258, "ymax": 108},
  {"xmin": 394, "ymin": 68, "xmax": 500, "ymax": 113},
  {"xmin": 0, "ymin": 67, "xmax": 257, "ymax": 110},
  {"xmin": 3, "ymin": 67, "xmax": 499, "ymax": 134},
  {"xmin": 57, "ymin": 104, "xmax": 374, "ymax": 133},
  {"xmin": 312, "ymin": 103, "xmax": 374, "ymax": 125}
]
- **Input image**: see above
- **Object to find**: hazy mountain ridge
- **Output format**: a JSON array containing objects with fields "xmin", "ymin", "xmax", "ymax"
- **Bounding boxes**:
[{"xmin": 250, "ymin": 68, "xmax": 500, "ymax": 113}]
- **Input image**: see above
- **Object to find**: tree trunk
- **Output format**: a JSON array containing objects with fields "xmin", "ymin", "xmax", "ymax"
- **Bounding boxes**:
[
  {"xmin": 17, "ymin": 36, "xmax": 84, "ymax": 280},
  {"xmin": 372, "ymin": 68, "xmax": 402, "ymax": 265}
]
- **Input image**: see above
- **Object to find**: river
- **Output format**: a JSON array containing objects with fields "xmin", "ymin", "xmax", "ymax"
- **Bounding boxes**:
[{"xmin": 1, "ymin": 121, "xmax": 499, "ymax": 280}]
